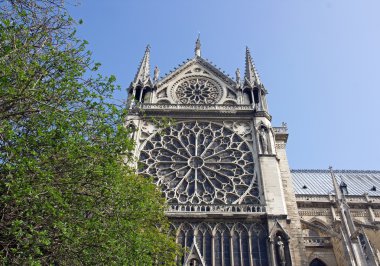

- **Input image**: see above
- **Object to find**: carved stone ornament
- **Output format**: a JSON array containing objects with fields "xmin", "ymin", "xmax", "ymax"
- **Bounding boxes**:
[
  {"xmin": 258, "ymin": 124, "xmax": 271, "ymax": 154},
  {"xmin": 138, "ymin": 121, "xmax": 259, "ymax": 204},
  {"xmin": 174, "ymin": 77, "xmax": 222, "ymax": 104},
  {"xmin": 276, "ymin": 236, "xmax": 286, "ymax": 266}
]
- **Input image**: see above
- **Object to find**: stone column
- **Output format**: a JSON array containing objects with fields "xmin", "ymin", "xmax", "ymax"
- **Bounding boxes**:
[
  {"xmin": 269, "ymin": 238, "xmax": 276, "ymax": 266},
  {"xmin": 138, "ymin": 87, "xmax": 144, "ymax": 102},
  {"xmin": 211, "ymin": 234, "xmax": 215, "ymax": 266},
  {"xmin": 239, "ymin": 235, "xmax": 244, "ymax": 265},
  {"xmin": 368, "ymin": 206, "xmax": 376, "ymax": 223},
  {"xmin": 330, "ymin": 205, "xmax": 337, "ymax": 221},
  {"xmin": 221, "ymin": 234, "xmax": 224, "ymax": 266},
  {"xmin": 230, "ymin": 235, "xmax": 234, "ymax": 266},
  {"xmin": 250, "ymin": 89, "xmax": 255, "ymax": 107},
  {"xmin": 248, "ymin": 231, "xmax": 253, "ymax": 266}
]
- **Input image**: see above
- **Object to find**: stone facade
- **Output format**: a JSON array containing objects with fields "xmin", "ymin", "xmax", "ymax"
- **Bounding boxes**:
[{"xmin": 126, "ymin": 39, "xmax": 380, "ymax": 266}]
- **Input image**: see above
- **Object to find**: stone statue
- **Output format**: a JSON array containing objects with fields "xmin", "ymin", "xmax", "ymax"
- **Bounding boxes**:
[
  {"xmin": 154, "ymin": 66, "xmax": 160, "ymax": 83},
  {"xmin": 259, "ymin": 126, "xmax": 269, "ymax": 154},
  {"xmin": 235, "ymin": 68, "xmax": 241, "ymax": 85},
  {"xmin": 276, "ymin": 236, "xmax": 286, "ymax": 266},
  {"xmin": 126, "ymin": 121, "xmax": 136, "ymax": 139}
]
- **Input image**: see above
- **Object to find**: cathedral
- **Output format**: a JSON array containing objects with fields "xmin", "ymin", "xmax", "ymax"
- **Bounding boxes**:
[{"xmin": 125, "ymin": 37, "xmax": 380, "ymax": 266}]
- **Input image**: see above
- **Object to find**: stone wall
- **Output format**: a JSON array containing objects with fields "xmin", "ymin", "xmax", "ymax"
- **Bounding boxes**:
[{"xmin": 276, "ymin": 139, "xmax": 307, "ymax": 266}]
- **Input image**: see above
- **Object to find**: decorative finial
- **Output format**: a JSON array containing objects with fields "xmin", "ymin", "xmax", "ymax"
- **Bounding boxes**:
[
  {"xmin": 195, "ymin": 33, "xmax": 201, "ymax": 57},
  {"xmin": 154, "ymin": 66, "xmax": 159, "ymax": 83},
  {"xmin": 235, "ymin": 68, "xmax": 241, "ymax": 85}
]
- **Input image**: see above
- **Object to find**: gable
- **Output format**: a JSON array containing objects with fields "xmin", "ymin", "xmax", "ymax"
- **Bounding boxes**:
[{"xmin": 156, "ymin": 57, "xmax": 238, "ymax": 105}]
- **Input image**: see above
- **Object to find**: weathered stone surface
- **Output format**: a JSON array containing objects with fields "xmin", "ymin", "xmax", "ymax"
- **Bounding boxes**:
[{"xmin": 126, "ymin": 41, "xmax": 380, "ymax": 266}]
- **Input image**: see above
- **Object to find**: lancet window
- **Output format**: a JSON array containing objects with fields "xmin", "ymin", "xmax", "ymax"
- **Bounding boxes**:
[{"xmin": 172, "ymin": 222, "xmax": 268, "ymax": 266}]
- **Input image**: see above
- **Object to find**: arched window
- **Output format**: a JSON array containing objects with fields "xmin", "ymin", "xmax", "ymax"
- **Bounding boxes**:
[
  {"xmin": 232, "ymin": 223, "xmax": 250, "ymax": 266},
  {"xmin": 195, "ymin": 223, "xmax": 212, "ymax": 265},
  {"xmin": 168, "ymin": 223, "xmax": 176, "ymax": 236},
  {"xmin": 177, "ymin": 223, "xmax": 194, "ymax": 264},
  {"xmin": 310, "ymin": 258, "xmax": 327, "ymax": 266},
  {"xmin": 250, "ymin": 225, "xmax": 269, "ymax": 266},
  {"xmin": 214, "ymin": 224, "xmax": 231, "ymax": 266},
  {"xmin": 242, "ymin": 88, "xmax": 253, "ymax": 104}
]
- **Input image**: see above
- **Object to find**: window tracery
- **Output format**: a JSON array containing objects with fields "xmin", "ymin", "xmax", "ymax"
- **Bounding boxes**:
[
  {"xmin": 175, "ymin": 78, "xmax": 222, "ymax": 104},
  {"xmin": 195, "ymin": 223, "xmax": 212, "ymax": 265},
  {"xmin": 232, "ymin": 223, "xmax": 250, "ymax": 266},
  {"xmin": 138, "ymin": 121, "xmax": 259, "ymax": 204},
  {"xmin": 172, "ymin": 221, "xmax": 269, "ymax": 266},
  {"xmin": 214, "ymin": 223, "xmax": 231, "ymax": 265},
  {"xmin": 178, "ymin": 223, "xmax": 194, "ymax": 249}
]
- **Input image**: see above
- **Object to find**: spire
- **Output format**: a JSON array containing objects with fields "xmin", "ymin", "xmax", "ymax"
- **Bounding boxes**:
[
  {"xmin": 244, "ymin": 46, "xmax": 262, "ymax": 88},
  {"xmin": 132, "ymin": 45, "xmax": 152, "ymax": 87},
  {"xmin": 195, "ymin": 34, "xmax": 201, "ymax": 57}
]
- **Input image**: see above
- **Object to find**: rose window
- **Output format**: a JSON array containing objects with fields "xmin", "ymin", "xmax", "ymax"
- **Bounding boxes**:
[
  {"xmin": 138, "ymin": 122, "xmax": 259, "ymax": 204},
  {"xmin": 176, "ymin": 78, "xmax": 221, "ymax": 104}
]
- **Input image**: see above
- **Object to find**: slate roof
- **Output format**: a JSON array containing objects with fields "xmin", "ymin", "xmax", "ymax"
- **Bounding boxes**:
[{"xmin": 291, "ymin": 169, "xmax": 380, "ymax": 196}]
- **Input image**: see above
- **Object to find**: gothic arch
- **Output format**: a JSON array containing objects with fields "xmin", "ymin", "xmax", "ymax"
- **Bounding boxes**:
[
  {"xmin": 231, "ymin": 223, "xmax": 250, "ymax": 266},
  {"xmin": 222, "ymin": 100, "xmax": 237, "ymax": 105},
  {"xmin": 213, "ymin": 223, "xmax": 231, "ymax": 266},
  {"xmin": 248, "ymin": 223, "xmax": 269, "ymax": 266},
  {"xmin": 308, "ymin": 217, "xmax": 329, "ymax": 228},
  {"xmin": 213, "ymin": 223, "xmax": 230, "ymax": 236},
  {"xmin": 231, "ymin": 222, "xmax": 248, "ymax": 233},
  {"xmin": 305, "ymin": 218, "xmax": 330, "ymax": 237},
  {"xmin": 269, "ymin": 220, "xmax": 291, "ymax": 241},
  {"xmin": 195, "ymin": 223, "xmax": 212, "ymax": 235},
  {"xmin": 194, "ymin": 223, "xmax": 212, "ymax": 265},
  {"xmin": 168, "ymin": 223, "xmax": 176, "ymax": 237},
  {"xmin": 156, "ymin": 99, "xmax": 171, "ymax": 104},
  {"xmin": 177, "ymin": 223, "xmax": 194, "ymax": 248},
  {"xmin": 309, "ymin": 258, "xmax": 327, "ymax": 266},
  {"xmin": 242, "ymin": 87, "xmax": 254, "ymax": 104},
  {"xmin": 249, "ymin": 223, "xmax": 265, "ymax": 234}
]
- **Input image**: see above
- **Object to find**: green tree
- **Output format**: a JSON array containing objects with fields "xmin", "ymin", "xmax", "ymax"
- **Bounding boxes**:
[{"xmin": 0, "ymin": 0, "xmax": 179, "ymax": 264}]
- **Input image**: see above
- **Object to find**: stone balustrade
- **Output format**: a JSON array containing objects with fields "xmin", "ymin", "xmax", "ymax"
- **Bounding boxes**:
[
  {"xmin": 296, "ymin": 195, "xmax": 331, "ymax": 202},
  {"xmin": 141, "ymin": 103, "xmax": 254, "ymax": 111},
  {"xmin": 303, "ymin": 237, "xmax": 332, "ymax": 247},
  {"xmin": 165, "ymin": 204, "xmax": 266, "ymax": 214},
  {"xmin": 273, "ymin": 126, "xmax": 288, "ymax": 134},
  {"xmin": 296, "ymin": 194, "xmax": 380, "ymax": 205}
]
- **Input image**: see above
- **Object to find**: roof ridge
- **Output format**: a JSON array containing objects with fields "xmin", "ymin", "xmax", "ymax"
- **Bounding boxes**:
[
  {"xmin": 158, "ymin": 56, "xmax": 236, "ymax": 86},
  {"xmin": 159, "ymin": 58, "xmax": 193, "ymax": 82},
  {"xmin": 291, "ymin": 169, "xmax": 380, "ymax": 174}
]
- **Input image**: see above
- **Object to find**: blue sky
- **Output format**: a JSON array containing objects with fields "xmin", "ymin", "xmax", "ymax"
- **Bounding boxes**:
[{"xmin": 69, "ymin": 0, "xmax": 380, "ymax": 170}]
